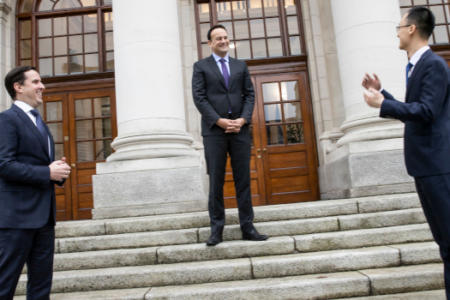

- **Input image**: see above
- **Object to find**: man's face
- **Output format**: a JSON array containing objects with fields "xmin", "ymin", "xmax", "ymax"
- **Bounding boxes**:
[
  {"xmin": 208, "ymin": 28, "xmax": 230, "ymax": 57},
  {"xmin": 397, "ymin": 13, "xmax": 413, "ymax": 50},
  {"xmin": 14, "ymin": 70, "xmax": 45, "ymax": 108}
]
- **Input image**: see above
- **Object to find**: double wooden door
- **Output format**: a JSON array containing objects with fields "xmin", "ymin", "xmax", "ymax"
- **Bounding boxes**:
[
  {"xmin": 41, "ymin": 88, "xmax": 116, "ymax": 220},
  {"xmin": 224, "ymin": 71, "xmax": 319, "ymax": 207}
]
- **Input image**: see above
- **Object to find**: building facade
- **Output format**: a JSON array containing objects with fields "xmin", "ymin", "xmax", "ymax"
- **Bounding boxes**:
[{"xmin": 0, "ymin": 0, "xmax": 449, "ymax": 221}]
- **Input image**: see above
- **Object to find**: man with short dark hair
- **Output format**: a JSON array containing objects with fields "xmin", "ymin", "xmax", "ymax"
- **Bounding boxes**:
[
  {"xmin": 362, "ymin": 6, "xmax": 450, "ymax": 297},
  {"xmin": 192, "ymin": 24, "xmax": 268, "ymax": 246},
  {"xmin": 0, "ymin": 66, "xmax": 71, "ymax": 299}
]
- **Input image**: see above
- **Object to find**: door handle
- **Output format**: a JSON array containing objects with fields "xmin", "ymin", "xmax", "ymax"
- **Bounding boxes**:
[
  {"xmin": 71, "ymin": 163, "xmax": 76, "ymax": 168},
  {"xmin": 257, "ymin": 155, "xmax": 262, "ymax": 159}
]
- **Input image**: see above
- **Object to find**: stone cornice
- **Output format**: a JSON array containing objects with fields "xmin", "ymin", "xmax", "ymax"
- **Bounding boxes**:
[{"xmin": 0, "ymin": 0, "xmax": 11, "ymax": 22}]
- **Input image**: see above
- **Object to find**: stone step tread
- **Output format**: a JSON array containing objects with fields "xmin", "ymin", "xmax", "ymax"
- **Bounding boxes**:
[
  {"xmin": 144, "ymin": 264, "xmax": 444, "ymax": 300},
  {"xmin": 56, "ymin": 210, "xmax": 427, "ymax": 253},
  {"xmin": 333, "ymin": 289, "xmax": 445, "ymax": 299},
  {"xmin": 55, "ymin": 193, "xmax": 420, "ymax": 238},
  {"xmin": 17, "ymin": 245, "xmax": 442, "ymax": 294}
]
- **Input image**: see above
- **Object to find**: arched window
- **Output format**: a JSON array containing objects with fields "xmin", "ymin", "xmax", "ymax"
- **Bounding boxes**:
[{"xmin": 17, "ymin": 0, "xmax": 113, "ymax": 77}]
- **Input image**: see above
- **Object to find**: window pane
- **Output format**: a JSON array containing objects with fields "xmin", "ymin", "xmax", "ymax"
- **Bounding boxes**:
[
  {"xmin": 234, "ymin": 21, "xmax": 249, "ymax": 39},
  {"xmin": 39, "ymin": 38, "xmax": 52, "ymax": 57},
  {"xmin": 252, "ymin": 39, "xmax": 267, "ymax": 58},
  {"xmin": 216, "ymin": 2, "xmax": 231, "ymax": 21},
  {"xmin": 55, "ymin": 56, "xmax": 68, "ymax": 75},
  {"xmin": 39, "ymin": 0, "xmax": 54, "ymax": 11},
  {"xmin": 198, "ymin": 3, "xmax": 210, "ymax": 22},
  {"xmin": 283, "ymin": 103, "xmax": 302, "ymax": 122},
  {"xmin": 104, "ymin": 12, "xmax": 113, "ymax": 31},
  {"xmin": 268, "ymin": 38, "xmax": 283, "ymax": 57},
  {"xmin": 431, "ymin": 5, "xmax": 445, "ymax": 24},
  {"xmin": 95, "ymin": 118, "xmax": 112, "ymax": 138},
  {"xmin": 249, "ymin": 0, "xmax": 263, "ymax": 18},
  {"xmin": 434, "ymin": 25, "xmax": 449, "ymax": 44},
  {"xmin": 429, "ymin": 0, "xmax": 442, "ymax": 4},
  {"xmin": 250, "ymin": 19, "xmax": 265, "ymax": 38},
  {"xmin": 77, "ymin": 142, "xmax": 94, "ymax": 162},
  {"xmin": 200, "ymin": 23, "xmax": 210, "ymax": 42},
  {"xmin": 46, "ymin": 102, "xmax": 63, "ymax": 121},
  {"xmin": 69, "ymin": 16, "xmax": 82, "ymax": 34},
  {"xmin": 262, "ymin": 82, "xmax": 280, "ymax": 102},
  {"xmin": 287, "ymin": 16, "xmax": 299, "ymax": 35},
  {"xmin": 103, "ymin": 0, "xmax": 112, "ymax": 5},
  {"xmin": 69, "ymin": 35, "xmax": 83, "ymax": 54},
  {"xmin": 266, "ymin": 18, "xmax": 280, "ymax": 36},
  {"xmin": 281, "ymin": 81, "xmax": 299, "ymax": 100},
  {"xmin": 54, "ymin": 17, "xmax": 67, "ymax": 36},
  {"xmin": 263, "ymin": 0, "xmax": 278, "ymax": 17},
  {"xmin": 264, "ymin": 104, "xmax": 282, "ymax": 123},
  {"xmin": 94, "ymin": 97, "xmax": 111, "ymax": 117},
  {"xmin": 398, "ymin": 0, "xmax": 412, "ymax": 5},
  {"xmin": 106, "ymin": 52, "xmax": 114, "ymax": 71},
  {"xmin": 84, "ymin": 34, "xmax": 98, "ymax": 52},
  {"xmin": 222, "ymin": 22, "xmax": 234, "ymax": 40},
  {"xmin": 20, "ymin": 40, "xmax": 32, "ymax": 59},
  {"xmin": 232, "ymin": 1, "xmax": 247, "ymax": 19},
  {"xmin": 21, "ymin": 60, "xmax": 32, "ymax": 66},
  {"xmin": 266, "ymin": 125, "xmax": 284, "ymax": 145},
  {"xmin": 235, "ymin": 40, "xmax": 251, "ymax": 59},
  {"xmin": 55, "ymin": 144, "xmax": 64, "ymax": 159},
  {"xmin": 81, "ymin": 0, "xmax": 96, "ymax": 6},
  {"xmin": 85, "ymin": 54, "xmax": 99, "ymax": 72},
  {"xmin": 55, "ymin": 0, "xmax": 82, "ymax": 10},
  {"xmin": 21, "ymin": 0, "xmax": 33, "ymax": 12},
  {"xmin": 285, "ymin": 0, "xmax": 297, "ymax": 15},
  {"xmin": 48, "ymin": 123, "xmax": 63, "ymax": 142},
  {"xmin": 413, "ymin": 0, "xmax": 427, "ymax": 5},
  {"xmin": 39, "ymin": 58, "xmax": 53, "ymax": 76},
  {"xmin": 84, "ymin": 14, "xmax": 98, "ymax": 33},
  {"xmin": 38, "ymin": 19, "xmax": 52, "ymax": 37},
  {"xmin": 96, "ymin": 140, "xmax": 112, "ymax": 161},
  {"xmin": 286, "ymin": 123, "xmax": 304, "ymax": 144},
  {"xmin": 289, "ymin": 36, "xmax": 301, "ymax": 55},
  {"xmin": 76, "ymin": 120, "xmax": 94, "ymax": 139},
  {"xmin": 105, "ymin": 32, "xmax": 114, "ymax": 51},
  {"xmin": 201, "ymin": 44, "xmax": 211, "ymax": 58},
  {"xmin": 69, "ymin": 55, "xmax": 83, "ymax": 73},
  {"xmin": 54, "ymin": 37, "xmax": 68, "ymax": 56},
  {"xmin": 76, "ymin": 99, "xmax": 92, "ymax": 117},
  {"xmin": 20, "ymin": 21, "xmax": 32, "ymax": 39}
]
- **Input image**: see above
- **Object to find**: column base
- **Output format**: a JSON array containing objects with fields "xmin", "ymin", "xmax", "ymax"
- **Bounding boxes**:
[
  {"xmin": 319, "ymin": 138, "xmax": 415, "ymax": 199},
  {"xmin": 92, "ymin": 155, "xmax": 207, "ymax": 219}
]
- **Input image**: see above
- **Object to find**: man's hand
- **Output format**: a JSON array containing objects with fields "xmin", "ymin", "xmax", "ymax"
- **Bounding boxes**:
[
  {"xmin": 216, "ymin": 118, "xmax": 246, "ymax": 133},
  {"xmin": 49, "ymin": 157, "xmax": 71, "ymax": 181},
  {"xmin": 363, "ymin": 88, "xmax": 385, "ymax": 108},
  {"xmin": 362, "ymin": 73, "xmax": 381, "ymax": 90}
]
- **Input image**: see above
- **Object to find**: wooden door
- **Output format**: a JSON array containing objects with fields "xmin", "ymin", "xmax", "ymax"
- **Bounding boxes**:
[
  {"xmin": 42, "ymin": 88, "xmax": 116, "ymax": 220},
  {"xmin": 224, "ymin": 71, "xmax": 319, "ymax": 207}
]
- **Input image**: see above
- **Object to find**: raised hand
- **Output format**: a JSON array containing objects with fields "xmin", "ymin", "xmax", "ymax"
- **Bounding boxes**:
[{"xmin": 362, "ymin": 73, "xmax": 381, "ymax": 91}]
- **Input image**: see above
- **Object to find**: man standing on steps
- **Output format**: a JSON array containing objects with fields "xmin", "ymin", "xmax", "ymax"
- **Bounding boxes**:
[
  {"xmin": 192, "ymin": 24, "xmax": 268, "ymax": 246},
  {"xmin": 362, "ymin": 7, "xmax": 450, "ymax": 297},
  {"xmin": 0, "ymin": 66, "xmax": 71, "ymax": 300}
]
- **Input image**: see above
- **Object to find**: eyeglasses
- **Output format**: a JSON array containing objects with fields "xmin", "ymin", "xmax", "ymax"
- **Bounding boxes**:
[{"xmin": 396, "ymin": 24, "xmax": 412, "ymax": 31}]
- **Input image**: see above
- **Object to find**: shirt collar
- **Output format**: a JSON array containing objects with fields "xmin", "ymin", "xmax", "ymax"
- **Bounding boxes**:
[
  {"xmin": 212, "ymin": 52, "xmax": 229, "ymax": 63},
  {"xmin": 14, "ymin": 100, "xmax": 35, "ymax": 113},
  {"xmin": 409, "ymin": 45, "xmax": 430, "ymax": 66}
]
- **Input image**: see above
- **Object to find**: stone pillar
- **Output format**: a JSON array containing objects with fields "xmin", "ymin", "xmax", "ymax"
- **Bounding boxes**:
[
  {"xmin": 0, "ymin": 0, "xmax": 12, "ymax": 111},
  {"xmin": 319, "ymin": 0, "xmax": 414, "ymax": 198},
  {"xmin": 92, "ymin": 0, "xmax": 207, "ymax": 218}
]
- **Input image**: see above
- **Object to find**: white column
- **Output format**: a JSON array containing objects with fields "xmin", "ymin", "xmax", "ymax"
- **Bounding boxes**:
[
  {"xmin": 92, "ymin": 0, "xmax": 207, "ymax": 218},
  {"xmin": 0, "ymin": 0, "xmax": 12, "ymax": 111},
  {"xmin": 319, "ymin": 0, "xmax": 414, "ymax": 199}
]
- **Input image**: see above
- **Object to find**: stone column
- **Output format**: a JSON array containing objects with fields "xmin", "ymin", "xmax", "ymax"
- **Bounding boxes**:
[
  {"xmin": 319, "ymin": 0, "xmax": 414, "ymax": 198},
  {"xmin": 0, "ymin": 0, "xmax": 12, "ymax": 111},
  {"xmin": 92, "ymin": 0, "xmax": 207, "ymax": 218}
]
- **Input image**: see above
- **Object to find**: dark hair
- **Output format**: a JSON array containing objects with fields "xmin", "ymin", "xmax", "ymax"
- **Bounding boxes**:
[
  {"xmin": 207, "ymin": 24, "xmax": 227, "ymax": 41},
  {"xmin": 407, "ymin": 6, "xmax": 435, "ymax": 39},
  {"xmin": 4, "ymin": 66, "xmax": 37, "ymax": 99}
]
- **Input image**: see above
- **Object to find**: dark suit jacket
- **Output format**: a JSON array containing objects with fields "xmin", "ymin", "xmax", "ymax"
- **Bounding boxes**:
[
  {"xmin": 0, "ymin": 104, "xmax": 58, "ymax": 228},
  {"xmin": 192, "ymin": 55, "xmax": 255, "ymax": 136},
  {"xmin": 380, "ymin": 49, "xmax": 450, "ymax": 177}
]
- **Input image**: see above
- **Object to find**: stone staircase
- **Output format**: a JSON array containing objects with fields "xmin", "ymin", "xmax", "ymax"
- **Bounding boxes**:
[{"xmin": 14, "ymin": 193, "xmax": 446, "ymax": 299}]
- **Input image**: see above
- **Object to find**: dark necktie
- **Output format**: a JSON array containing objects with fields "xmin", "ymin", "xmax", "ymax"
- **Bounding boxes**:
[
  {"xmin": 219, "ymin": 58, "xmax": 230, "ymax": 88},
  {"xmin": 406, "ymin": 62, "xmax": 413, "ymax": 86},
  {"xmin": 30, "ymin": 109, "xmax": 50, "ymax": 156}
]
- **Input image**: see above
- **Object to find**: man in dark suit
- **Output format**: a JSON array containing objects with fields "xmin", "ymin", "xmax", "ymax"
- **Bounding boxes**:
[
  {"xmin": 192, "ymin": 25, "xmax": 268, "ymax": 246},
  {"xmin": 0, "ymin": 66, "xmax": 71, "ymax": 300},
  {"xmin": 362, "ymin": 7, "xmax": 450, "ymax": 297}
]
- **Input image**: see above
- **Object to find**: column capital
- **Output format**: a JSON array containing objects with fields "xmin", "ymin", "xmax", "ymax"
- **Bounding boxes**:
[{"xmin": 0, "ymin": 0, "xmax": 11, "ymax": 22}]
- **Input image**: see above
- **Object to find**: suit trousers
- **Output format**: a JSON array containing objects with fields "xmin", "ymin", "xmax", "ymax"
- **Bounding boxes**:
[
  {"xmin": 203, "ymin": 130, "xmax": 254, "ymax": 234},
  {"xmin": 415, "ymin": 174, "xmax": 450, "ymax": 299},
  {"xmin": 0, "ymin": 224, "xmax": 55, "ymax": 300}
]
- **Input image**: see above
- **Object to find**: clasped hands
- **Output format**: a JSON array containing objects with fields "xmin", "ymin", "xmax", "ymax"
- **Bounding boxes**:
[
  {"xmin": 49, "ymin": 156, "xmax": 71, "ymax": 181},
  {"xmin": 362, "ymin": 73, "xmax": 384, "ymax": 108},
  {"xmin": 216, "ymin": 117, "xmax": 246, "ymax": 133}
]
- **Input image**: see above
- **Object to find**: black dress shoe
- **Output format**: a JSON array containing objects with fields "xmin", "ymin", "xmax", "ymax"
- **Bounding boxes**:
[
  {"xmin": 242, "ymin": 228, "xmax": 268, "ymax": 241},
  {"xmin": 206, "ymin": 232, "xmax": 223, "ymax": 246}
]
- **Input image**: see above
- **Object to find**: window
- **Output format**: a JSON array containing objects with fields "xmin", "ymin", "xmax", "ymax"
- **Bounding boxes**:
[
  {"xmin": 195, "ymin": 0, "xmax": 305, "ymax": 59},
  {"xmin": 17, "ymin": 0, "xmax": 113, "ymax": 77}
]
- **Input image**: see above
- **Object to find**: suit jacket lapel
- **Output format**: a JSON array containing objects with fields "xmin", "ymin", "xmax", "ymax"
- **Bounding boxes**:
[
  {"xmin": 12, "ymin": 105, "xmax": 51, "ymax": 161},
  {"xmin": 207, "ymin": 55, "xmax": 227, "ymax": 89},
  {"xmin": 406, "ymin": 49, "xmax": 432, "ymax": 101}
]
